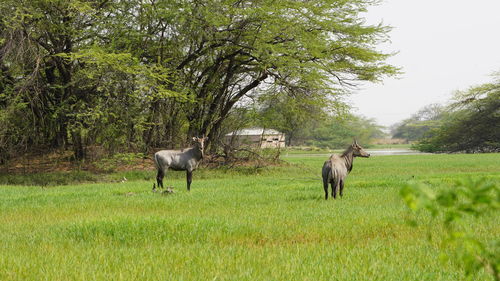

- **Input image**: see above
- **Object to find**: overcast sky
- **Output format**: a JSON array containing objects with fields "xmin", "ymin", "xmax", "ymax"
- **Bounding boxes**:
[{"xmin": 349, "ymin": 0, "xmax": 500, "ymax": 127}]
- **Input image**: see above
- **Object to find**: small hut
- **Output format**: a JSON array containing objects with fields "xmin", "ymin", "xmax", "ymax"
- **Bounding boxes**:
[{"xmin": 225, "ymin": 128, "xmax": 286, "ymax": 148}]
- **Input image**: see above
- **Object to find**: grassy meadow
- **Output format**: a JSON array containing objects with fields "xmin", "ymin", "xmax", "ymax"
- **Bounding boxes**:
[{"xmin": 0, "ymin": 153, "xmax": 499, "ymax": 280}]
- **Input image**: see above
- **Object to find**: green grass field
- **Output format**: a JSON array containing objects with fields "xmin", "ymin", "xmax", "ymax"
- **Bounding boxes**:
[{"xmin": 1, "ymin": 153, "xmax": 498, "ymax": 280}]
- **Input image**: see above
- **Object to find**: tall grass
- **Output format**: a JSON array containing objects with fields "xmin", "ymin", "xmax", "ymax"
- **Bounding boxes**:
[{"xmin": 0, "ymin": 153, "xmax": 499, "ymax": 280}]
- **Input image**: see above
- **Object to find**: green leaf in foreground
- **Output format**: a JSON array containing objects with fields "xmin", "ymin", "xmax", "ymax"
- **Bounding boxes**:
[{"xmin": 401, "ymin": 178, "xmax": 499, "ymax": 281}]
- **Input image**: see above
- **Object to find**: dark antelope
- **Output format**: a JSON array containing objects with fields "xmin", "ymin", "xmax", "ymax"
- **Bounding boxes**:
[
  {"xmin": 153, "ymin": 137, "xmax": 208, "ymax": 192},
  {"xmin": 321, "ymin": 140, "xmax": 370, "ymax": 200}
]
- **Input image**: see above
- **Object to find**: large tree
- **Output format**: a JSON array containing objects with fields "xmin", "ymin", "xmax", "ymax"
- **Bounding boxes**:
[
  {"xmin": 158, "ymin": 0, "xmax": 398, "ymax": 143},
  {"xmin": 0, "ymin": 0, "xmax": 398, "ymax": 161}
]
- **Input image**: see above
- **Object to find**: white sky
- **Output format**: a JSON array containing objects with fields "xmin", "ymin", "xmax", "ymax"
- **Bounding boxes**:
[{"xmin": 349, "ymin": 0, "xmax": 500, "ymax": 127}]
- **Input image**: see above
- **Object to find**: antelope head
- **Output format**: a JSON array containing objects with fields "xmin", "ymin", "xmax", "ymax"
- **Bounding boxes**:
[
  {"xmin": 351, "ymin": 140, "xmax": 370, "ymax": 158},
  {"xmin": 192, "ymin": 136, "xmax": 209, "ymax": 158}
]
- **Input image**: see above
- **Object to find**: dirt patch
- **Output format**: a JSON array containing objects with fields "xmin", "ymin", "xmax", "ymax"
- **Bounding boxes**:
[{"xmin": 0, "ymin": 149, "xmax": 155, "ymax": 174}]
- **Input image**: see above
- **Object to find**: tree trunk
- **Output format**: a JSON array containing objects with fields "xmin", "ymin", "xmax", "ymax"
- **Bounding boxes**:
[{"xmin": 71, "ymin": 131, "xmax": 86, "ymax": 161}]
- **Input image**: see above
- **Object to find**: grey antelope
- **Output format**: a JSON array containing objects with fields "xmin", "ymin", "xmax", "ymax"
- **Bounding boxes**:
[
  {"xmin": 153, "ymin": 137, "xmax": 208, "ymax": 192},
  {"xmin": 321, "ymin": 140, "xmax": 370, "ymax": 200}
]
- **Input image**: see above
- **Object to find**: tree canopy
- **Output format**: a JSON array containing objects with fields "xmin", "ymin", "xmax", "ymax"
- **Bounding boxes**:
[
  {"xmin": 412, "ymin": 75, "xmax": 500, "ymax": 153},
  {"xmin": 0, "ymin": 0, "xmax": 398, "ymax": 161}
]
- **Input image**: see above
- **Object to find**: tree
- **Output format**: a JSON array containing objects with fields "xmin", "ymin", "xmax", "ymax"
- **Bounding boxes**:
[
  {"xmin": 391, "ymin": 104, "xmax": 444, "ymax": 141},
  {"xmin": 252, "ymin": 86, "xmax": 341, "ymax": 146},
  {"xmin": 0, "ymin": 0, "xmax": 177, "ymax": 160},
  {"xmin": 415, "ymin": 78, "xmax": 500, "ymax": 153},
  {"xmin": 162, "ymin": 0, "xmax": 398, "ymax": 145},
  {"xmin": 308, "ymin": 114, "xmax": 384, "ymax": 148},
  {"xmin": 1, "ymin": 0, "xmax": 398, "ymax": 162}
]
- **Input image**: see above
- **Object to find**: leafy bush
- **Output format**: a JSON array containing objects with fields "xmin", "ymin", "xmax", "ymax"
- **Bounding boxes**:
[{"xmin": 400, "ymin": 179, "xmax": 499, "ymax": 280}]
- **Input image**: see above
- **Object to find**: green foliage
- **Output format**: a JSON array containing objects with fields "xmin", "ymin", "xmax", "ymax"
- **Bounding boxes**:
[
  {"xmin": 391, "ymin": 104, "xmax": 444, "ymax": 141},
  {"xmin": 223, "ymin": 97, "xmax": 384, "ymax": 149},
  {"xmin": 249, "ymin": 90, "xmax": 336, "ymax": 146},
  {"xmin": 398, "ymin": 75, "xmax": 500, "ymax": 153},
  {"xmin": 401, "ymin": 179, "xmax": 500, "ymax": 280},
  {"xmin": 0, "ymin": 0, "xmax": 398, "ymax": 162},
  {"xmin": 414, "ymin": 81, "xmax": 500, "ymax": 153},
  {"xmin": 306, "ymin": 114, "xmax": 385, "ymax": 148},
  {"xmin": 236, "ymin": 89, "xmax": 384, "ymax": 149}
]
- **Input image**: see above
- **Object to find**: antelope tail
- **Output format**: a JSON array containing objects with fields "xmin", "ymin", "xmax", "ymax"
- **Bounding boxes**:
[{"xmin": 154, "ymin": 153, "xmax": 162, "ymax": 170}]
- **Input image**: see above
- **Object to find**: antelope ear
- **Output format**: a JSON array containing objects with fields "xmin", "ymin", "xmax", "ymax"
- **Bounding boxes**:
[
  {"xmin": 353, "ymin": 139, "xmax": 358, "ymax": 146},
  {"xmin": 192, "ymin": 137, "xmax": 197, "ymax": 142}
]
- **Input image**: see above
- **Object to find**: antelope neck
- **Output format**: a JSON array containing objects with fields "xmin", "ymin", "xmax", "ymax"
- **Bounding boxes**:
[
  {"xmin": 341, "ymin": 148, "xmax": 354, "ymax": 171},
  {"xmin": 193, "ymin": 144, "xmax": 204, "ymax": 159}
]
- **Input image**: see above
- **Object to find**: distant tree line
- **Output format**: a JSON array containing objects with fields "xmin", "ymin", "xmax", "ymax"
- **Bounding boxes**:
[
  {"xmin": 0, "ymin": 0, "xmax": 397, "ymax": 163},
  {"xmin": 391, "ymin": 103, "xmax": 444, "ymax": 142},
  {"xmin": 224, "ymin": 94, "xmax": 386, "ymax": 150},
  {"xmin": 392, "ymin": 74, "xmax": 500, "ymax": 153}
]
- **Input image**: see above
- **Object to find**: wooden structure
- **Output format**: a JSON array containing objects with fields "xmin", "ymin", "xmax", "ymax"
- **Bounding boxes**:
[{"xmin": 225, "ymin": 128, "xmax": 285, "ymax": 148}]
